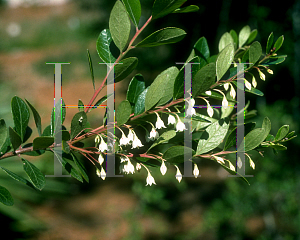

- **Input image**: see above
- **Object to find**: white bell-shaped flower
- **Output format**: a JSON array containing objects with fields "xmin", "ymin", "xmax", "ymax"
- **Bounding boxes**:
[
  {"xmin": 132, "ymin": 132, "xmax": 144, "ymax": 149},
  {"xmin": 148, "ymin": 127, "xmax": 159, "ymax": 141},
  {"xmin": 98, "ymin": 153, "xmax": 105, "ymax": 165},
  {"xmin": 146, "ymin": 172, "xmax": 156, "ymax": 186},
  {"xmin": 119, "ymin": 131, "xmax": 129, "ymax": 146},
  {"xmin": 160, "ymin": 161, "xmax": 167, "ymax": 175},
  {"xmin": 175, "ymin": 115, "xmax": 187, "ymax": 132},
  {"xmin": 168, "ymin": 114, "xmax": 176, "ymax": 125},
  {"xmin": 155, "ymin": 112, "xmax": 166, "ymax": 129},
  {"xmin": 98, "ymin": 135, "xmax": 108, "ymax": 152},
  {"xmin": 175, "ymin": 166, "xmax": 182, "ymax": 183}
]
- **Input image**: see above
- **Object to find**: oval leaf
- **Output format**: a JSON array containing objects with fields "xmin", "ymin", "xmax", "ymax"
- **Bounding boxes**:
[
  {"xmin": 239, "ymin": 25, "xmax": 251, "ymax": 48},
  {"xmin": 9, "ymin": 127, "xmax": 22, "ymax": 150},
  {"xmin": 22, "ymin": 158, "xmax": 46, "ymax": 191},
  {"xmin": 134, "ymin": 87, "xmax": 149, "ymax": 115},
  {"xmin": 70, "ymin": 112, "xmax": 87, "ymax": 139},
  {"xmin": 192, "ymin": 62, "xmax": 216, "ymax": 97},
  {"xmin": 152, "ymin": 0, "xmax": 186, "ymax": 19},
  {"xmin": 0, "ymin": 119, "xmax": 7, "ymax": 151},
  {"xmin": 172, "ymin": 5, "xmax": 199, "ymax": 13},
  {"xmin": 25, "ymin": 99, "xmax": 42, "ymax": 136},
  {"xmin": 127, "ymin": 74, "xmax": 145, "ymax": 104},
  {"xmin": 122, "ymin": 0, "xmax": 141, "ymax": 27},
  {"xmin": 96, "ymin": 29, "xmax": 117, "ymax": 64},
  {"xmin": 194, "ymin": 36, "xmax": 210, "ymax": 66},
  {"xmin": 163, "ymin": 145, "xmax": 194, "ymax": 164},
  {"xmin": 109, "ymin": 0, "xmax": 131, "ymax": 51},
  {"xmin": 116, "ymin": 100, "xmax": 132, "ymax": 125},
  {"xmin": 135, "ymin": 27, "xmax": 186, "ymax": 48},
  {"xmin": 246, "ymin": 29, "xmax": 258, "ymax": 44},
  {"xmin": 87, "ymin": 49, "xmax": 95, "ymax": 90},
  {"xmin": 216, "ymin": 43, "xmax": 234, "ymax": 81},
  {"xmin": 33, "ymin": 137, "xmax": 54, "ymax": 150},
  {"xmin": 273, "ymin": 35, "xmax": 284, "ymax": 53},
  {"xmin": 218, "ymin": 32, "xmax": 234, "ymax": 52},
  {"xmin": 266, "ymin": 32, "xmax": 274, "ymax": 53},
  {"xmin": 196, "ymin": 118, "xmax": 229, "ymax": 155},
  {"xmin": 11, "ymin": 96, "xmax": 30, "ymax": 142},
  {"xmin": 0, "ymin": 185, "xmax": 14, "ymax": 206},
  {"xmin": 115, "ymin": 57, "xmax": 138, "ymax": 82},
  {"xmin": 249, "ymin": 41, "xmax": 262, "ymax": 65},
  {"xmin": 275, "ymin": 125, "xmax": 289, "ymax": 141}
]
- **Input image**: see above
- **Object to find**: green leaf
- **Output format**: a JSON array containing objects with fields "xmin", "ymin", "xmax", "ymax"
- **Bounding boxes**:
[
  {"xmin": 246, "ymin": 29, "xmax": 258, "ymax": 44},
  {"xmin": 261, "ymin": 56, "xmax": 286, "ymax": 65},
  {"xmin": 70, "ymin": 112, "xmax": 87, "ymax": 139},
  {"xmin": 0, "ymin": 119, "xmax": 8, "ymax": 151},
  {"xmin": 0, "ymin": 167, "xmax": 35, "ymax": 189},
  {"xmin": 163, "ymin": 145, "xmax": 194, "ymax": 164},
  {"xmin": 71, "ymin": 152, "xmax": 89, "ymax": 183},
  {"xmin": 116, "ymin": 100, "xmax": 132, "ymax": 126},
  {"xmin": 216, "ymin": 43, "xmax": 234, "ymax": 81},
  {"xmin": 135, "ymin": 27, "xmax": 186, "ymax": 48},
  {"xmin": 145, "ymin": 66, "xmax": 178, "ymax": 111},
  {"xmin": 152, "ymin": 0, "xmax": 186, "ymax": 19},
  {"xmin": 22, "ymin": 158, "xmax": 46, "ymax": 191},
  {"xmin": 238, "ymin": 25, "xmax": 251, "ymax": 48},
  {"xmin": 148, "ymin": 130, "xmax": 176, "ymax": 152},
  {"xmin": 62, "ymin": 130, "xmax": 70, "ymax": 141},
  {"xmin": 134, "ymin": 87, "xmax": 149, "ymax": 115},
  {"xmin": 109, "ymin": 0, "xmax": 131, "ymax": 51},
  {"xmin": 78, "ymin": 99, "xmax": 84, "ymax": 112},
  {"xmin": 240, "ymin": 117, "xmax": 271, "ymax": 152},
  {"xmin": 218, "ymin": 32, "xmax": 234, "ymax": 52},
  {"xmin": 9, "ymin": 127, "xmax": 22, "ymax": 150},
  {"xmin": 96, "ymin": 29, "xmax": 117, "ymax": 64},
  {"xmin": 266, "ymin": 32, "xmax": 274, "ymax": 53},
  {"xmin": 0, "ymin": 185, "xmax": 14, "ymax": 206},
  {"xmin": 53, "ymin": 152, "xmax": 83, "ymax": 182},
  {"xmin": 219, "ymin": 164, "xmax": 250, "ymax": 185},
  {"xmin": 87, "ymin": 49, "xmax": 95, "ymax": 91},
  {"xmin": 127, "ymin": 74, "xmax": 145, "ymax": 104},
  {"xmin": 194, "ymin": 37, "xmax": 210, "ymax": 66},
  {"xmin": 122, "ymin": 0, "xmax": 141, "ymax": 27},
  {"xmin": 94, "ymin": 94, "xmax": 113, "ymax": 108},
  {"xmin": 11, "ymin": 96, "xmax": 30, "ymax": 142},
  {"xmin": 42, "ymin": 125, "xmax": 52, "ymax": 137},
  {"xmin": 231, "ymin": 81, "xmax": 264, "ymax": 96},
  {"xmin": 62, "ymin": 99, "xmax": 66, "ymax": 125},
  {"xmin": 275, "ymin": 125, "xmax": 289, "ymax": 141},
  {"xmin": 249, "ymin": 41, "xmax": 262, "ymax": 65},
  {"xmin": 172, "ymin": 5, "xmax": 199, "ymax": 13},
  {"xmin": 115, "ymin": 57, "xmax": 138, "ymax": 82},
  {"xmin": 33, "ymin": 137, "xmax": 54, "ymax": 150},
  {"xmin": 230, "ymin": 29, "xmax": 238, "ymax": 49},
  {"xmin": 173, "ymin": 56, "xmax": 200, "ymax": 99},
  {"xmin": 25, "ymin": 99, "xmax": 42, "ymax": 136},
  {"xmin": 192, "ymin": 62, "xmax": 216, "ymax": 97},
  {"xmin": 196, "ymin": 118, "xmax": 229, "ymax": 155},
  {"xmin": 273, "ymin": 35, "xmax": 284, "ymax": 53}
]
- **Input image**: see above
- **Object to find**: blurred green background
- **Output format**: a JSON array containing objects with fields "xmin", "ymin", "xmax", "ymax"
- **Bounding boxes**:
[{"xmin": 0, "ymin": 0, "xmax": 299, "ymax": 239}]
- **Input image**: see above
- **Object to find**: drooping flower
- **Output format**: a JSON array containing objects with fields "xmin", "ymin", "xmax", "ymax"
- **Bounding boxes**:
[
  {"xmin": 100, "ymin": 167, "xmax": 106, "ymax": 180},
  {"xmin": 213, "ymin": 155, "xmax": 225, "ymax": 164},
  {"xmin": 136, "ymin": 163, "xmax": 141, "ymax": 171},
  {"xmin": 123, "ymin": 159, "xmax": 135, "ymax": 174},
  {"xmin": 175, "ymin": 166, "xmax": 182, "ymax": 183},
  {"xmin": 257, "ymin": 69, "xmax": 265, "ymax": 80},
  {"xmin": 251, "ymin": 75, "xmax": 257, "ymax": 88},
  {"xmin": 127, "ymin": 129, "xmax": 134, "ymax": 142},
  {"xmin": 168, "ymin": 114, "xmax": 176, "ymax": 125},
  {"xmin": 132, "ymin": 132, "xmax": 144, "ymax": 149},
  {"xmin": 98, "ymin": 135, "xmax": 108, "ymax": 152},
  {"xmin": 230, "ymin": 84, "xmax": 236, "ymax": 99},
  {"xmin": 193, "ymin": 163, "xmax": 200, "ymax": 178},
  {"xmin": 245, "ymin": 79, "xmax": 252, "ymax": 90},
  {"xmin": 207, "ymin": 103, "xmax": 214, "ymax": 118},
  {"xmin": 160, "ymin": 161, "xmax": 167, "ymax": 175},
  {"xmin": 175, "ymin": 116, "xmax": 187, "ymax": 132},
  {"xmin": 98, "ymin": 153, "xmax": 105, "ymax": 165},
  {"xmin": 228, "ymin": 161, "xmax": 236, "ymax": 171},
  {"xmin": 237, "ymin": 156, "xmax": 242, "ymax": 169},
  {"xmin": 222, "ymin": 96, "xmax": 229, "ymax": 108},
  {"xmin": 146, "ymin": 171, "xmax": 156, "ymax": 186},
  {"xmin": 223, "ymin": 83, "xmax": 229, "ymax": 91},
  {"xmin": 155, "ymin": 112, "xmax": 166, "ymax": 129},
  {"xmin": 148, "ymin": 127, "xmax": 159, "ymax": 141},
  {"xmin": 186, "ymin": 98, "xmax": 196, "ymax": 117},
  {"xmin": 119, "ymin": 131, "xmax": 129, "ymax": 146},
  {"xmin": 267, "ymin": 68, "xmax": 273, "ymax": 74}
]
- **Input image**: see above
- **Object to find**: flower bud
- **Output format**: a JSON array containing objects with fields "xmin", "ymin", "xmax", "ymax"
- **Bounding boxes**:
[
  {"xmin": 160, "ymin": 161, "xmax": 167, "ymax": 175},
  {"xmin": 224, "ymin": 83, "xmax": 229, "ymax": 91},
  {"xmin": 193, "ymin": 163, "xmax": 200, "ymax": 178},
  {"xmin": 252, "ymin": 76, "xmax": 257, "ymax": 88},
  {"xmin": 245, "ymin": 79, "xmax": 252, "ymax": 90}
]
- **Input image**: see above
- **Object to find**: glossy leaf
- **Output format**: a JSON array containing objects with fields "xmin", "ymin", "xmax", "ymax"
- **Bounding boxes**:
[
  {"xmin": 87, "ymin": 49, "xmax": 95, "ymax": 91},
  {"xmin": 196, "ymin": 118, "xmax": 229, "ymax": 155},
  {"xmin": 194, "ymin": 37, "xmax": 210, "ymax": 67},
  {"xmin": 116, "ymin": 100, "xmax": 132, "ymax": 126},
  {"xmin": 9, "ymin": 127, "xmax": 22, "ymax": 150},
  {"xmin": 0, "ymin": 167, "xmax": 35, "ymax": 189},
  {"xmin": 22, "ymin": 158, "xmax": 45, "ymax": 191},
  {"xmin": 96, "ymin": 29, "xmax": 117, "ymax": 64},
  {"xmin": 216, "ymin": 43, "xmax": 234, "ymax": 81},
  {"xmin": 239, "ymin": 25, "xmax": 251, "ymax": 48},
  {"xmin": 152, "ymin": 0, "xmax": 186, "ymax": 19},
  {"xmin": 70, "ymin": 112, "xmax": 87, "ymax": 139},
  {"xmin": 127, "ymin": 74, "xmax": 145, "ymax": 104},
  {"xmin": 109, "ymin": 0, "xmax": 131, "ymax": 51},
  {"xmin": 266, "ymin": 32, "xmax": 274, "ymax": 53},
  {"xmin": 273, "ymin": 35, "xmax": 284, "ymax": 53},
  {"xmin": 25, "ymin": 99, "xmax": 42, "ymax": 136},
  {"xmin": 218, "ymin": 32, "xmax": 234, "ymax": 52},
  {"xmin": 275, "ymin": 125, "xmax": 289, "ymax": 141},
  {"xmin": 33, "ymin": 137, "xmax": 54, "ymax": 150},
  {"xmin": 230, "ymin": 29, "xmax": 238, "ymax": 49},
  {"xmin": 172, "ymin": 5, "xmax": 199, "ymax": 13},
  {"xmin": 220, "ymin": 164, "xmax": 250, "ymax": 185},
  {"xmin": 261, "ymin": 56, "xmax": 286, "ymax": 65},
  {"xmin": 0, "ymin": 119, "xmax": 7, "ymax": 151},
  {"xmin": 134, "ymin": 87, "xmax": 149, "ymax": 115},
  {"xmin": 114, "ymin": 57, "xmax": 138, "ymax": 82},
  {"xmin": 148, "ymin": 130, "xmax": 176, "ymax": 152},
  {"xmin": 163, "ymin": 145, "xmax": 194, "ymax": 164},
  {"xmin": 135, "ymin": 27, "xmax": 186, "ymax": 48},
  {"xmin": 11, "ymin": 96, "xmax": 30, "ymax": 142},
  {"xmin": 122, "ymin": 0, "xmax": 141, "ymax": 27},
  {"xmin": 249, "ymin": 41, "xmax": 262, "ymax": 65},
  {"xmin": 0, "ymin": 185, "xmax": 14, "ymax": 206},
  {"xmin": 71, "ymin": 152, "xmax": 89, "ymax": 183},
  {"xmin": 192, "ymin": 62, "xmax": 216, "ymax": 97},
  {"xmin": 145, "ymin": 67, "xmax": 178, "ymax": 111}
]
